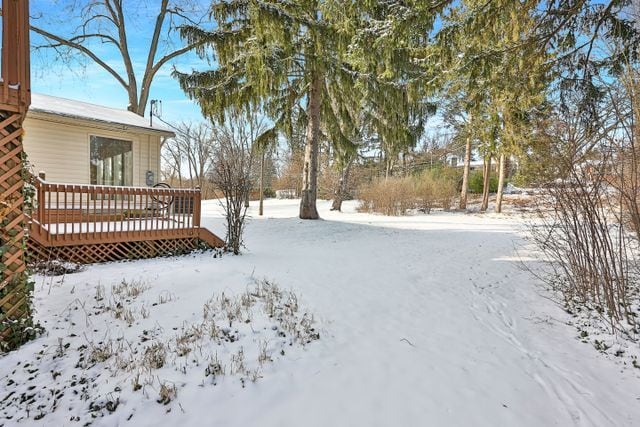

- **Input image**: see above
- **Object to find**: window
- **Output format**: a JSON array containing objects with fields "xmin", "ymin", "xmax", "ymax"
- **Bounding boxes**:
[{"xmin": 90, "ymin": 136, "xmax": 133, "ymax": 186}]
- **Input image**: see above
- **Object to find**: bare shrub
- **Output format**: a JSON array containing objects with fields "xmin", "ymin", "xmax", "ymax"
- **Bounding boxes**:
[
  {"xmin": 532, "ymin": 163, "xmax": 637, "ymax": 328},
  {"xmin": 210, "ymin": 113, "xmax": 261, "ymax": 255},
  {"xmin": 608, "ymin": 69, "xmax": 640, "ymax": 241},
  {"xmin": 357, "ymin": 177, "xmax": 415, "ymax": 215},
  {"xmin": 415, "ymin": 174, "xmax": 436, "ymax": 213},
  {"xmin": 529, "ymin": 70, "xmax": 640, "ymax": 334},
  {"xmin": 415, "ymin": 172, "xmax": 456, "ymax": 213},
  {"xmin": 431, "ymin": 174, "xmax": 458, "ymax": 211},
  {"xmin": 359, "ymin": 173, "xmax": 458, "ymax": 216}
]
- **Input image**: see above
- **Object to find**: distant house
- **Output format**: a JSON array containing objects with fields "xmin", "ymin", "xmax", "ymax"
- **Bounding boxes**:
[
  {"xmin": 23, "ymin": 93, "xmax": 174, "ymax": 187},
  {"xmin": 445, "ymin": 153, "xmax": 485, "ymax": 170}
]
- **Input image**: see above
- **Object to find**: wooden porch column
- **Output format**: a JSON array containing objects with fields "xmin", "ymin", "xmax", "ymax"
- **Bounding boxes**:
[{"xmin": 0, "ymin": 0, "xmax": 33, "ymax": 350}]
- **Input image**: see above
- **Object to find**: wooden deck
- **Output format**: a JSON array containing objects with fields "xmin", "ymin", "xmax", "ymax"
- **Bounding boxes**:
[{"xmin": 27, "ymin": 177, "xmax": 224, "ymax": 264}]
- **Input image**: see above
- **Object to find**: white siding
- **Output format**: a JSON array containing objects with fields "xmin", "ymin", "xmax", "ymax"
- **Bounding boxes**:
[{"xmin": 23, "ymin": 115, "xmax": 162, "ymax": 187}]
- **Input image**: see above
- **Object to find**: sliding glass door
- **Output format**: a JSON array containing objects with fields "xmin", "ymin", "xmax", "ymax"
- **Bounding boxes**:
[{"xmin": 90, "ymin": 136, "xmax": 133, "ymax": 186}]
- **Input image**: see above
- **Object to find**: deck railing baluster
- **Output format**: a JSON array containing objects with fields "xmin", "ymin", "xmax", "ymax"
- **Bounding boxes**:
[
  {"xmin": 45, "ymin": 184, "xmax": 50, "ymax": 228},
  {"xmin": 153, "ymin": 189, "xmax": 157, "ymax": 232},
  {"xmin": 92, "ymin": 186, "xmax": 97, "ymax": 239},
  {"xmin": 106, "ymin": 187, "xmax": 111, "ymax": 234},
  {"xmin": 63, "ymin": 187, "xmax": 67, "ymax": 239},
  {"xmin": 119, "ymin": 187, "xmax": 124, "ymax": 234},
  {"xmin": 83, "ymin": 186, "xmax": 89, "ymax": 239},
  {"xmin": 127, "ymin": 188, "xmax": 132, "ymax": 237},
  {"xmin": 78, "ymin": 187, "xmax": 83, "ymax": 238},
  {"xmin": 100, "ymin": 189, "xmax": 104, "ymax": 233},
  {"xmin": 138, "ymin": 189, "xmax": 142, "ymax": 232},
  {"xmin": 145, "ymin": 190, "xmax": 150, "ymax": 233},
  {"xmin": 171, "ymin": 189, "xmax": 175, "ymax": 230},
  {"xmin": 55, "ymin": 184, "xmax": 59, "ymax": 235}
]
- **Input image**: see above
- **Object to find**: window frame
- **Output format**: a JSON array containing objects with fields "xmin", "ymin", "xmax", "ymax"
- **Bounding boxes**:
[{"xmin": 89, "ymin": 134, "xmax": 135, "ymax": 187}]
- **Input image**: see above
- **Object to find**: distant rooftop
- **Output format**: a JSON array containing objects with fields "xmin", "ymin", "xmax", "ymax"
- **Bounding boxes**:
[{"xmin": 28, "ymin": 93, "xmax": 174, "ymax": 136}]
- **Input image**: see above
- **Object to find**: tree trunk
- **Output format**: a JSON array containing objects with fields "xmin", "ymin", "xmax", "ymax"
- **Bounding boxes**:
[
  {"xmin": 331, "ymin": 158, "xmax": 353, "ymax": 212},
  {"xmin": 300, "ymin": 74, "xmax": 323, "ymax": 219},
  {"xmin": 259, "ymin": 150, "xmax": 265, "ymax": 216},
  {"xmin": 495, "ymin": 152, "xmax": 506, "ymax": 213},
  {"xmin": 385, "ymin": 157, "xmax": 393, "ymax": 180},
  {"xmin": 480, "ymin": 155, "xmax": 492, "ymax": 212},
  {"xmin": 459, "ymin": 136, "xmax": 472, "ymax": 210},
  {"xmin": 401, "ymin": 152, "xmax": 407, "ymax": 176}
]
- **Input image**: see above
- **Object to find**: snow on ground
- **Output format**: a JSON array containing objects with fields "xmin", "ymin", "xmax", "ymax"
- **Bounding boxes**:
[{"xmin": 3, "ymin": 199, "xmax": 640, "ymax": 426}]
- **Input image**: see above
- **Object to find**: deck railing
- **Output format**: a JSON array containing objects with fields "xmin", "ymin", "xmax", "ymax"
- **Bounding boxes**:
[{"xmin": 29, "ymin": 176, "xmax": 202, "ymax": 245}]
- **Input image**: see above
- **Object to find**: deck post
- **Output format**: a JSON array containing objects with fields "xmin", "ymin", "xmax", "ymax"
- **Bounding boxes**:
[
  {"xmin": 36, "ymin": 178, "xmax": 45, "ymax": 223},
  {"xmin": 0, "ymin": 0, "xmax": 35, "ymax": 350},
  {"xmin": 193, "ymin": 189, "xmax": 202, "ymax": 228}
]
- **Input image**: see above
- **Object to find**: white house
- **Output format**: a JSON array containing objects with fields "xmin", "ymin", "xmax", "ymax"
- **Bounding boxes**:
[
  {"xmin": 22, "ymin": 93, "xmax": 174, "ymax": 187},
  {"xmin": 445, "ymin": 152, "xmax": 484, "ymax": 170}
]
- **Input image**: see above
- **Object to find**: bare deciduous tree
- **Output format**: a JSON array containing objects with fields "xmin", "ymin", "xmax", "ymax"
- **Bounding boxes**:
[
  {"xmin": 161, "ymin": 122, "xmax": 216, "ymax": 196},
  {"xmin": 161, "ymin": 138, "xmax": 184, "ymax": 186},
  {"xmin": 31, "ymin": 0, "xmax": 207, "ymax": 115},
  {"xmin": 173, "ymin": 122, "xmax": 214, "ymax": 192},
  {"xmin": 210, "ymin": 112, "xmax": 267, "ymax": 254}
]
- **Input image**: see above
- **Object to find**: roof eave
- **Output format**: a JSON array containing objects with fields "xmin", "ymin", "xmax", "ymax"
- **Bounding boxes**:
[{"xmin": 27, "ymin": 109, "xmax": 175, "ymax": 137}]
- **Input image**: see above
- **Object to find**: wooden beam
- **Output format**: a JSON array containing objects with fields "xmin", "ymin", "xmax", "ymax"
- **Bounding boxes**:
[{"xmin": 1, "ymin": 0, "xmax": 31, "ymax": 112}]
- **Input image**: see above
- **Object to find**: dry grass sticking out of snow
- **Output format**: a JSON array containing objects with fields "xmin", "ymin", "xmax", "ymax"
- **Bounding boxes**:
[{"xmin": 0, "ymin": 277, "xmax": 319, "ymax": 425}]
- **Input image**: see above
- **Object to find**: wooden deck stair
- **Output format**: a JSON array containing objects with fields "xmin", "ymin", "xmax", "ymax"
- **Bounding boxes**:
[
  {"xmin": 26, "ymin": 177, "xmax": 225, "ymax": 265},
  {"xmin": 197, "ymin": 227, "xmax": 226, "ymax": 248}
]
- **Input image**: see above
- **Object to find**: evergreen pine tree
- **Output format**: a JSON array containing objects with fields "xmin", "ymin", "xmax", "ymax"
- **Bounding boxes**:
[{"xmin": 175, "ymin": 0, "xmax": 363, "ymax": 219}]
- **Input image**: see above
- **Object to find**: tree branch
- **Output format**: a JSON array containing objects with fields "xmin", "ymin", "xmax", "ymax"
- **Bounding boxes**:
[{"xmin": 30, "ymin": 25, "xmax": 129, "ymax": 90}]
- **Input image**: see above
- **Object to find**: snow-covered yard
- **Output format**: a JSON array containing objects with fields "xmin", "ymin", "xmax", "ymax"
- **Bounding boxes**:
[{"xmin": 2, "ymin": 199, "xmax": 640, "ymax": 426}]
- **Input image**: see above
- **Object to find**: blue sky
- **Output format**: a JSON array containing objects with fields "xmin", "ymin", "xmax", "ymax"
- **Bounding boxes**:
[{"xmin": 29, "ymin": 1, "xmax": 211, "ymax": 124}]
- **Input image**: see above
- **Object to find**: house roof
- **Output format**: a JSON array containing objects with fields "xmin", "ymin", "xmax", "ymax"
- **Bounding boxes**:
[{"xmin": 28, "ymin": 93, "xmax": 175, "ymax": 137}]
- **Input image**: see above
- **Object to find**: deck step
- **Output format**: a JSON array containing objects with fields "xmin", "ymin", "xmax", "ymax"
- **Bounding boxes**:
[{"xmin": 197, "ymin": 227, "xmax": 225, "ymax": 248}]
